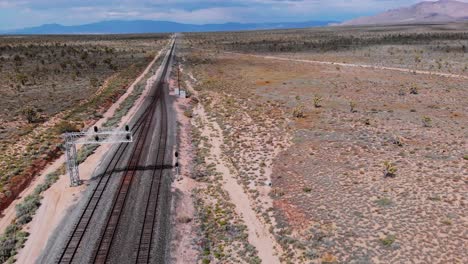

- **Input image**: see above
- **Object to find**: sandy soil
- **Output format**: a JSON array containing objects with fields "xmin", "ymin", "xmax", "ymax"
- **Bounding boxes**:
[
  {"xmin": 168, "ymin": 75, "xmax": 200, "ymax": 263},
  {"xmin": 5, "ymin": 44, "xmax": 170, "ymax": 264},
  {"xmin": 186, "ymin": 48, "xmax": 467, "ymax": 263},
  {"xmin": 224, "ymin": 51, "xmax": 468, "ymax": 80},
  {"xmin": 185, "ymin": 72, "xmax": 281, "ymax": 264}
]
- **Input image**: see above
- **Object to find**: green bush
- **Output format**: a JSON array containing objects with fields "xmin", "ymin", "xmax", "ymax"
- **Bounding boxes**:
[
  {"xmin": 15, "ymin": 194, "xmax": 41, "ymax": 222},
  {"xmin": 76, "ymin": 145, "xmax": 99, "ymax": 164}
]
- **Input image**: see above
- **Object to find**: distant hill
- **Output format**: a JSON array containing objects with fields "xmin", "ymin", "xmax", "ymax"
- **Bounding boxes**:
[
  {"xmin": 3, "ymin": 20, "xmax": 337, "ymax": 35},
  {"xmin": 341, "ymin": 0, "xmax": 468, "ymax": 26}
]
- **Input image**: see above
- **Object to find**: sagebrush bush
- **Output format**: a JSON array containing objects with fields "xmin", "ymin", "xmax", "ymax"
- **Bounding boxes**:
[
  {"xmin": 55, "ymin": 120, "xmax": 80, "ymax": 134},
  {"xmin": 292, "ymin": 105, "xmax": 305, "ymax": 118},
  {"xmin": 383, "ymin": 161, "xmax": 397, "ymax": 177},
  {"xmin": 313, "ymin": 95, "xmax": 323, "ymax": 108}
]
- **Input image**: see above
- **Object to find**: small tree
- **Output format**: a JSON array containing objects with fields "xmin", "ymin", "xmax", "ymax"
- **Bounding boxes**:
[{"xmin": 383, "ymin": 161, "xmax": 397, "ymax": 178}]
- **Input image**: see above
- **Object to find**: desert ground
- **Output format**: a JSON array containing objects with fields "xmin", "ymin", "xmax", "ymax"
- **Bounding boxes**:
[
  {"xmin": 0, "ymin": 34, "xmax": 170, "ymax": 263},
  {"xmin": 0, "ymin": 34, "xmax": 168, "ymax": 214},
  {"xmin": 0, "ymin": 23, "xmax": 466, "ymax": 264},
  {"xmin": 170, "ymin": 24, "xmax": 467, "ymax": 263}
]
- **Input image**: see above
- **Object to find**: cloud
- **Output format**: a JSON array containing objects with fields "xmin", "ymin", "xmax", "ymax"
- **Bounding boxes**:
[{"xmin": 1, "ymin": 0, "xmax": 468, "ymax": 30}]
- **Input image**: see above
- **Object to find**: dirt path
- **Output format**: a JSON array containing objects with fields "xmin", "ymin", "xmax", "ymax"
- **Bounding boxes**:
[
  {"xmin": 6, "ymin": 42, "xmax": 171, "ymax": 264},
  {"xmin": 168, "ymin": 77, "xmax": 199, "ymax": 263},
  {"xmin": 224, "ymin": 51, "xmax": 468, "ymax": 80},
  {"xmin": 185, "ymin": 74, "xmax": 281, "ymax": 264}
]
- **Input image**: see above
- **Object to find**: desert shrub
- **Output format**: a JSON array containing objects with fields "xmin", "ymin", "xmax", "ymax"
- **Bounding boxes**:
[
  {"xmin": 380, "ymin": 234, "xmax": 396, "ymax": 246},
  {"xmin": 313, "ymin": 95, "xmax": 323, "ymax": 108},
  {"xmin": 292, "ymin": 105, "xmax": 305, "ymax": 118},
  {"xmin": 410, "ymin": 85, "xmax": 418, "ymax": 95},
  {"xmin": 349, "ymin": 101, "xmax": 357, "ymax": 113},
  {"xmin": 184, "ymin": 109, "xmax": 194, "ymax": 118},
  {"xmin": 383, "ymin": 161, "xmax": 397, "ymax": 177},
  {"xmin": 21, "ymin": 106, "xmax": 38, "ymax": 123},
  {"xmin": 34, "ymin": 171, "xmax": 61, "ymax": 194},
  {"xmin": 375, "ymin": 197, "xmax": 393, "ymax": 207},
  {"xmin": 422, "ymin": 116, "xmax": 432, "ymax": 127},
  {"xmin": 15, "ymin": 194, "xmax": 41, "ymax": 223},
  {"xmin": 76, "ymin": 145, "xmax": 99, "ymax": 165},
  {"xmin": 55, "ymin": 120, "xmax": 80, "ymax": 134},
  {"xmin": 177, "ymin": 216, "xmax": 193, "ymax": 223},
  {"xmin": 0, "ymin": 223, "xmax": 29, "ymax": 262}
]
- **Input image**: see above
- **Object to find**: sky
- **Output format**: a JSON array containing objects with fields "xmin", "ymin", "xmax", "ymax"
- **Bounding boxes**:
[{"xmin": 0, "ymin": 0, "xmax": 467, "ymax": 30}]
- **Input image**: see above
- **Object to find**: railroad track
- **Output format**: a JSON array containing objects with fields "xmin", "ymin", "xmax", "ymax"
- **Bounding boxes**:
[
  {"xmin": 135, "ymin": 87, "xmax": 168, "ymax": 263},
  {"xmin": 58, "ymin": 39, "xmax": 175, "ymax": 264}
]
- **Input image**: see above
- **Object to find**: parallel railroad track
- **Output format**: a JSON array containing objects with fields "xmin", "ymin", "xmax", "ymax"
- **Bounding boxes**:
[{"xmin": 58, "ymin": 39, "xmax": 175, "ymax": 264}]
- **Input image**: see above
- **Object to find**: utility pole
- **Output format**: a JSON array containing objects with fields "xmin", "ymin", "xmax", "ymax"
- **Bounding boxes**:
[{"xmin": 63, "ymin": 125, "xmax": 133, "ymax": 186}]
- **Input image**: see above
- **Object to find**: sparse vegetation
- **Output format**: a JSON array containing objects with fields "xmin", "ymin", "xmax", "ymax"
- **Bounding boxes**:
[
  {"xmin": 0, "ymin": 34, "xmax": 169, "ymax": 212},
  {"xmin": 375, "ymin": 197, "xmax": 393, "ymax": 207},
  {"xmin": 21, "ymin": 106, "xmax": 39, "ymax": 123},
  {"xmin": 383, "ymin": 161, "xmax": 397, "ymax": 178},
  {"xmin": 313, "ymin": 95, "xmax": 323, "ymax": 108},
  {"xmin": 422, "ymin": 116, "xmax": 432, "ymax": 127},
  {"xmin": 292, "ymin": 105, "xmax": 305, "ymax": 118},
  {"xmin": 182, "ymin": 24, "xmax": 467, "ymax": 262},
  {"xmin": 410, "ymin": 84, "xmax": 419, "ymax": 95},
  {"xmin": 0, "ymin": 137, "xmax": 101, "ymax": 262},
  {"xmin": 349, "ymin": 101, "xmax": 357, "ymax": 113},
  {"xmin": 380, "ymin": 234, "xmax": 396, "ymax": 246}
]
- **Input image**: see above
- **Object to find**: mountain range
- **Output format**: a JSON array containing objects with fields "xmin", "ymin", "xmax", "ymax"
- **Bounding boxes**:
[
  {"xmin": 3, "ymin": 0, "xmax": 467, "ymax": 34},
  {"xmin": 3, "ymin": 20, "xmax": 337, "ymax": 35},
  {"xmin": 342, "ymin": 0, "xmax": 468, "ymax": 26}
]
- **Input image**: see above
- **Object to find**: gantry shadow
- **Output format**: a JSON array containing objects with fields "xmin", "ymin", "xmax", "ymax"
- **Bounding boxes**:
[{"xmin": 91, "ymin": 164, "xmax": 174, "ymax": 180}]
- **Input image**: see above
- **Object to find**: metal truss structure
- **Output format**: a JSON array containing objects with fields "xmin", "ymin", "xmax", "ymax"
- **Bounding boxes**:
[{"xmin": 63, "ymin": 128, "xmax": 133, "ymax": 186}]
